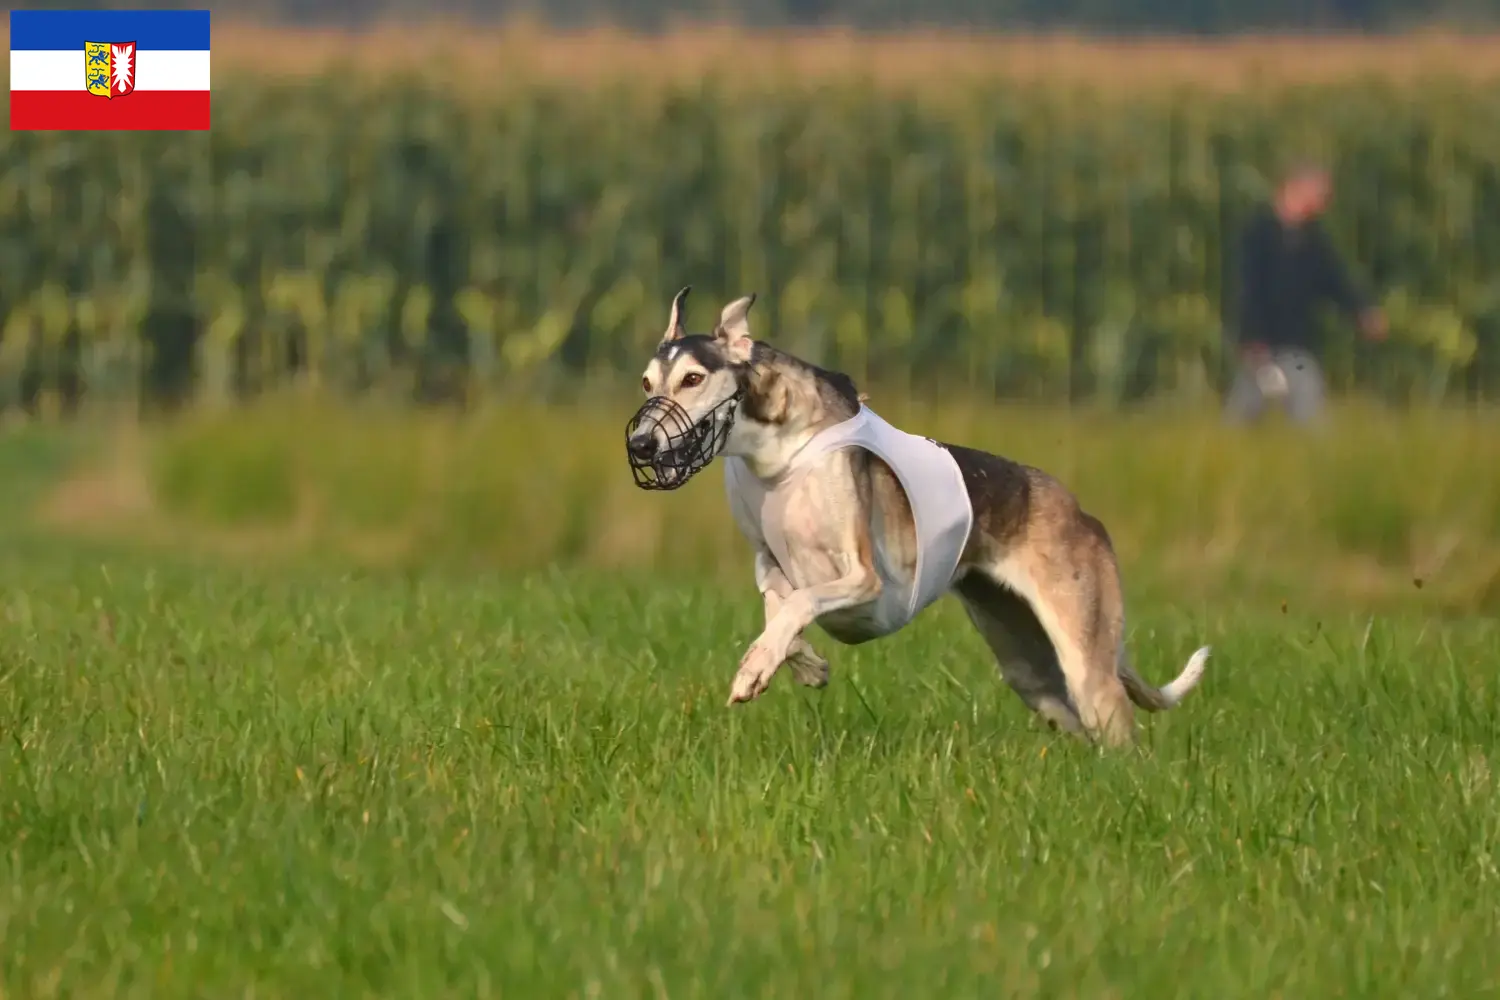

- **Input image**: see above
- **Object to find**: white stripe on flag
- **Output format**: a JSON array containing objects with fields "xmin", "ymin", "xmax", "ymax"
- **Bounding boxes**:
[{"xmin": 9, "ymin": 50, "xmax": 211, "ymax": 92}]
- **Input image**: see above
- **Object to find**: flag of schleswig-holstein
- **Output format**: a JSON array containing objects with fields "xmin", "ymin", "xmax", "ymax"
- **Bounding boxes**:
[{"xmin": 10, "ymin": 9, "xmax": 210, "ymax": 131}]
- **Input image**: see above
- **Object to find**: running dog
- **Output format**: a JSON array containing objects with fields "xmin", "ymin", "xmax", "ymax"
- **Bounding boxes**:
[{"xmin": 626, "ymin": 287, "xmax": 1209, "ymax": 747}]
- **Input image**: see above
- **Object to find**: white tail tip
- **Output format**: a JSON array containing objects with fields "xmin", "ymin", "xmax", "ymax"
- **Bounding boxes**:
[{"xmin": 1159, "ymin": 645, "xmax": 1211, "ymax": 708}]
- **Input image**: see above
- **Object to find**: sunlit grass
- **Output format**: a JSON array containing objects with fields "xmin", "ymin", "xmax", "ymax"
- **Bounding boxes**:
[
  {"xmin": 0, "ymin": 533, "xmax": 1497, "ymax": 996},
  {"xmin": 4, "ymin": 409, "xmax": 1500, "ymax": 995}
]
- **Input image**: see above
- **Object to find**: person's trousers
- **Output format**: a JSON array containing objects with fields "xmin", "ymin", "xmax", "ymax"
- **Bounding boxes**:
[{"xmin": 1222, "ymin": 347, "xmax": 1326, "ymax": 426}]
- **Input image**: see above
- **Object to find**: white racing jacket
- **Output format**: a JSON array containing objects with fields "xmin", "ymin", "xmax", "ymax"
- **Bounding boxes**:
[{"xmin": 723, "ymin": 405, "xmax": 974, "ymax": 641}]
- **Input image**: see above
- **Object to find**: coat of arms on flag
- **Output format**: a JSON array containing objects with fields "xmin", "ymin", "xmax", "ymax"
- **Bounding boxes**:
[{"xmin": 85, "ymin": 41, "xmax": 137, "ymax": 99}]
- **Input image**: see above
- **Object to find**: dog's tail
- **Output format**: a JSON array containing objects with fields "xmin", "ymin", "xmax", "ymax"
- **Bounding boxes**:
[{"xmin": 1119, "ymin": 645, "xmax": 1211, "ymax": 712}]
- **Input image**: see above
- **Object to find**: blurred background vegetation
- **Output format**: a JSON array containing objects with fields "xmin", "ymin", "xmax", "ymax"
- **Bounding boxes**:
[
  {"xmin": 37, "ymin": 396, "xmax": 1491, "ymax": 617},
  {"xmin": 3, "ymin": 19, "xmax": 1500, "ymax": 609},
  {"xmin": 3, "ymin": 28, "xmax": 1500, "ymax": 414}
]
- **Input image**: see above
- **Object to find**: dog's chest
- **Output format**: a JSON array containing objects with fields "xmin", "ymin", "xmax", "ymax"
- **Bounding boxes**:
[{"xmin": 723, "ymin": 407, "xmax": 974, "ymax": 643}]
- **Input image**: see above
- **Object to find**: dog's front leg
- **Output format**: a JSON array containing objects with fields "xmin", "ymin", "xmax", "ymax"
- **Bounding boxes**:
[
  {"xmin": 729, "ymin": 561, "xmax": 880, "ymax": 705},
  {"xmin": 755, "ymin": 551, "xmax": 830, "ymax": 690}
]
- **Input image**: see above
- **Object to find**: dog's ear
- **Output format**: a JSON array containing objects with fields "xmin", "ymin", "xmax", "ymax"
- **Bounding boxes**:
[
  {"xmin": 660, "ymin": 285, "xmax": 691, "ymax": 344},
  {"xmin": 714, "ymin": 293, "xmax": 757, "ymax": 363}
]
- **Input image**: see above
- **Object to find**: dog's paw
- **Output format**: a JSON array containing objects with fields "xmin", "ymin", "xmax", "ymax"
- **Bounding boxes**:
[
  {"xmin": 786, "ymin": 640, "xmax": 829, "ymax": 689},
  {"xmin": 727, "ymin": 643, "xmax": 780, "ymax": 705}
]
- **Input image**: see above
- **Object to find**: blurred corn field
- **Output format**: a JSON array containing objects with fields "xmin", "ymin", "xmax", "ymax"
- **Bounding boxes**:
[{"xmin": 3, "ymin": 70, "xmax": 1500, "ymax": 411}]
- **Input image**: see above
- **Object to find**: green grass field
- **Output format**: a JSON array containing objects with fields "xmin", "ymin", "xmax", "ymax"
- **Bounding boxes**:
[{"xmin": 2, "ymin": 409, "xmax": 1499, "ymax": 997}]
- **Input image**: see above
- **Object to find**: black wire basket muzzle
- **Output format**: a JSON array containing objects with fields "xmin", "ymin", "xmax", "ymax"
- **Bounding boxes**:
[{"xmin": 625, "ymin": 392, "xmax": 741, "ymax": 490}]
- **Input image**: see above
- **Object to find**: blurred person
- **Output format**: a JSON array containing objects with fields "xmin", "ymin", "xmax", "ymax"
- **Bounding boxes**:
[{"xmin": 1224, "ymin": 160, "xmax": 1386, "ymax": 426}]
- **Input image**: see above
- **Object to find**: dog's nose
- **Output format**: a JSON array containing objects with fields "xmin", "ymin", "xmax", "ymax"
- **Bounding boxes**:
[{"xmin": 629, "ymin": 435, "xmax": 659, "ymax": 461}]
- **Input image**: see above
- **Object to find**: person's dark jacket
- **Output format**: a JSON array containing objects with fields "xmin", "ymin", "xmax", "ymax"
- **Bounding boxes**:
[{"xmin": 1232, "ymin": 205, "xmax": 1372, "ymax": 355}]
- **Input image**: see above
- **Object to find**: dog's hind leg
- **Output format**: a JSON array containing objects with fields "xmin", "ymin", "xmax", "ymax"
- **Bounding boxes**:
[
  {"xmin": 950, "ymin": 450, "xmax": 1139, "ymax": 746},
  {"xmin": 994, "ymin": 531, "xmax": 1136, "ymax": 748},
  {"xmin": 956, "ymin": 529, "xmax": 1136, "ymax": 746},
  {"xmin": 954, "ymin": 572, "xmax": 1083, "ymax": 736}
]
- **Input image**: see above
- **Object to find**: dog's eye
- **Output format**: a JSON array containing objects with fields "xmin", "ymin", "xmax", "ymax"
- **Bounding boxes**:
[
  {"xmin": 680, "ymin": 372, "xmax": 705, "ymax": 389},
  {"xmin": 641, "ymin": 377, "xmax": 651, "ymax": 393}
]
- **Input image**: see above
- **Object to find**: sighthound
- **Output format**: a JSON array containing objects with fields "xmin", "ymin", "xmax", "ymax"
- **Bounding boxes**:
[{"xmin": 626, "ymin": 288, "xmax": 1210, "ymax": 747}]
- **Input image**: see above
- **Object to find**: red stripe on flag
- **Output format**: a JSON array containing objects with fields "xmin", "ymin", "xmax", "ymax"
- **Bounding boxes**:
[{"xmin": 10, "ymin": 91, "xmax": 210, "ymax": 131}]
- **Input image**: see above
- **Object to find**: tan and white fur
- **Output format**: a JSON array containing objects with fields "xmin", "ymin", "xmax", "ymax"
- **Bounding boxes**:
[{"xmin": 631, "ymin": 287, "xmax": 1210, "ymax": 748}]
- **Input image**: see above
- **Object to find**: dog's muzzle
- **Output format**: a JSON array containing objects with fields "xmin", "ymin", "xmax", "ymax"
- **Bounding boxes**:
[{"xmin": 625, "ymin": 392, "xmax": 741, "ymax": 490}]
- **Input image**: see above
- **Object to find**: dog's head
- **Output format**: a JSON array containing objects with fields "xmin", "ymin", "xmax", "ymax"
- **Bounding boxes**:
[
  {"xmin": 625, "ymin": 287, "xmax": 757, "ymax": 489},
  {"xmin": 639, "ymin": 285, "xmax": 756, "ymax": 420}
]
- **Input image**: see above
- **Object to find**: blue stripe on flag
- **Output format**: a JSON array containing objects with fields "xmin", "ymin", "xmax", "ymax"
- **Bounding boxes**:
[{"xmin": 9, "ymin": 10, "xmax": 211, "ymax": 51}]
